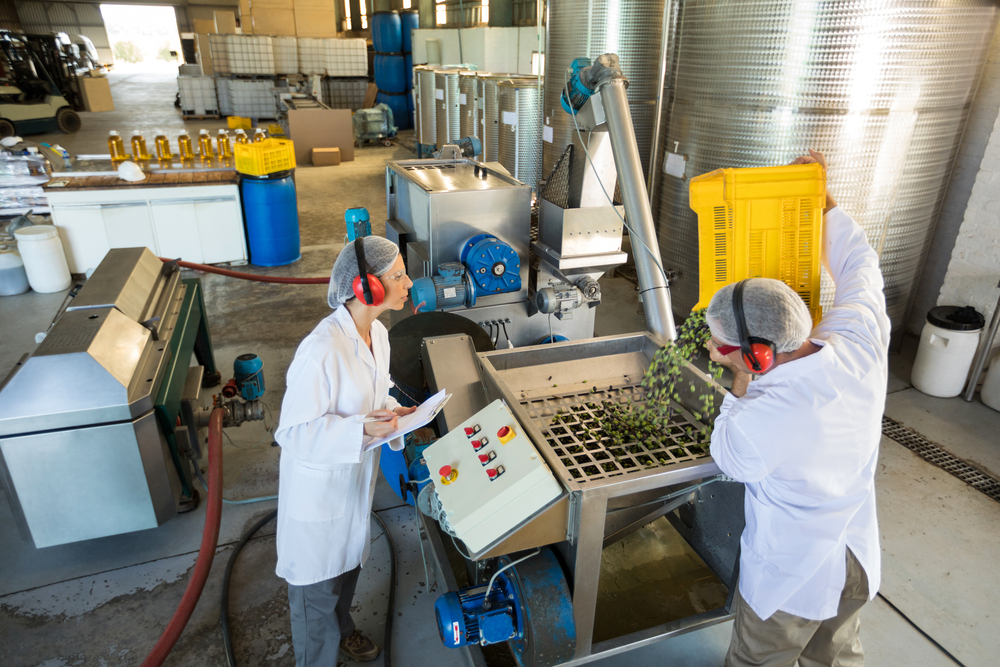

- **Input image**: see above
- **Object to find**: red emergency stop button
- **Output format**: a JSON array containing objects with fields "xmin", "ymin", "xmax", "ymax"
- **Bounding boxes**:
[
  {"xmin": 439, "ymin": 465, "xmax": 458, "ymax": 485},
  {"xmin": 439, "ymin": 465, "xmax": 452, "ymax": 477},
  {"xmin": 497, "ymin": 426, "xmax": 510, "ymax": 437},
  {"xmin": 497, "ymin": 425, "xmax": 516, "ymax": 444}
]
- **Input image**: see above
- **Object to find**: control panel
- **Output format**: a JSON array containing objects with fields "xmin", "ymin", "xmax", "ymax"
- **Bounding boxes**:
[{"xmin": 423, "ymin": 400, "xmax": 564, "ymax": 553}]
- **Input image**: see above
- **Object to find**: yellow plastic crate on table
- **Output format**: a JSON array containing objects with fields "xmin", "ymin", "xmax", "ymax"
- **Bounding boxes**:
[
  {"xmin": 689, "ymin": 163, "xmax": 825, "ymax": 326},
  {"xmin": 234, "ymin": 138, "xmax": 296, "ymax": 177}
]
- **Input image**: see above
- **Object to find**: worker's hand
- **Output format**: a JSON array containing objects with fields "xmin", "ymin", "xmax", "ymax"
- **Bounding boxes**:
[
  {"xmin": 706, "ymin": 339, "xmax": 751, "ymax": 398},
  {"xmin": 393, "ymin": 406, "xmax": 418, "ymax": 417},
  {"xmin": 363, "ymin": 409, "xmax": 398, "ymax": 438},
  {"xmin": 790, "ymin": 149, "xmax": 837, "ymax": 213},
  {"xmin": 706, "ymin": 338, "xmax": 739, "ymax": 372}
]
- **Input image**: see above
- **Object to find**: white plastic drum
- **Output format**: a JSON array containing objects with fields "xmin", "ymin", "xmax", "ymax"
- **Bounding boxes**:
[
  {"xmin": 13, "ymin": 225, "xmax": 72, "ymax": 294},
  {"xmin": 911, "ymin": 306, "xmax": 985, "ymax": 398},
  {"xmin": 981, "ymin": 351, "xmax": 1000, "ymax": 412}
]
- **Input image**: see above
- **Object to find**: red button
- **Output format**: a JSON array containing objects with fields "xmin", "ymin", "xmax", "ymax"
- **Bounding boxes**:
[
  {"xmin": 486, "ymin": 468, "xmax": 498, "ymax": 479},
  {"xmin": 497, "ymin": 426, "xmax": 510, "ymax": 438},
  {"xmin": 472, "ymin": 439, "xmax": 483, "ymax": 449},
  {"xmin": 439, "ymin": 465, "xmax": 452, "ymax": 477},
  {"xmin": 478, "ymin": 454, "xmax": 490, "ymax": 463},
  {"xmin": 464, "ymin": 427, "xmax": 475, "ymax": 436}
]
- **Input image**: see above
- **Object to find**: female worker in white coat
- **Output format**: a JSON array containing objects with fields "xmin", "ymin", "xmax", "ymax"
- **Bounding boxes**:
[{"xmin": 275, "ymin": 236, "xmax": 415, "ymax": 667}]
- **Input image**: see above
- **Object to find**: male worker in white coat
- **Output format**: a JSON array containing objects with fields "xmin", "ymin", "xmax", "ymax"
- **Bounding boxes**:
[
  {"xmin": 275, "ymin": 236, "xmax": 416, "ymax": 667},
  {"xmin": 706, "ymin": 150, "xmax": 890, "ymax": 667}
]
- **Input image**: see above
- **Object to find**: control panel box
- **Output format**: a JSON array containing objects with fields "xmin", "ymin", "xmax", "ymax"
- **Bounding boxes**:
[{"xmin": 423, "ymin": 399, "xmax": 564, "ymax": 553}]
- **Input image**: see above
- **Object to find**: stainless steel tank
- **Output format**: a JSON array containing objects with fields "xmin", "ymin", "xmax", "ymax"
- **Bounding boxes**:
[
  {"xmin": 498, "ymin": 78, "xmax": 544, "ymax": 191},
  {"xmin": 543, "ymin": 0, "xmax": 666, "ymax": 180},
  {"xmin": 479, "ymin": 73, "xmax": 531, "ymax": 163},
  {"xmin": 653, "ymin": 0, "xmax": 1000, "ymax": 336},
  {"xmin": 416, "ymin": 66, "xmax": 438, "ymax": 146},
  {"xmin": 459, "ymin": 71, "xmax": 480, "ymax": 154},
  {"xmin": 435, "ymin": 69, "xmax": 468, "ymax": 147}
]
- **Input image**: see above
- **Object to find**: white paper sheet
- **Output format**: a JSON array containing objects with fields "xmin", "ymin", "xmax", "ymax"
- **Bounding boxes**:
[{"xmin": 362, "ymin": 389, "xmax": 452, "ymax": 451}]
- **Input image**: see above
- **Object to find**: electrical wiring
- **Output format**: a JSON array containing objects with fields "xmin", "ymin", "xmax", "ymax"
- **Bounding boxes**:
[
  {"xmin": 501, "ymin": 320, "xmax": 510, "ymax": 347},
  {"xmin": 563, "ymin": 69, "xmax": 672, "ymax": 290},
  {"xmin": 483, "ymin": 549, "xmax": 540, "ymax": 609}
]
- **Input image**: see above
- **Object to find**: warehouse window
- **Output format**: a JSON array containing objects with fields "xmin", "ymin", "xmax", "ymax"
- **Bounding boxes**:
[
  {"xmin": 436, "ymin": 1, "xmax": 446, "ymax": 26},
  {"xmin": 532, "ymin": 52, "xmax": 544, "ymax": 75},
  {"xmin": 482, "ymin": 0, "xmax": 489, "ymax": 24},
  {"xmin": 402, "ymin": 0, "xmax": 412, "ymax": 8},
  {"xmin": 360, "ymin": 0, "xmax": 368, "ymax": 29}
]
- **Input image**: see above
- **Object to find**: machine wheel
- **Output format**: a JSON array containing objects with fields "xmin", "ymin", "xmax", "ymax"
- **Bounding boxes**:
[
  {"xmin": 56, "ymin": 107, "xmax": 82, "ymax": 133},
  {"xmin": 508, "ymin": 547, "xmax": 577, "ymax": 667},
  {"xmin": 382, "ymin": 138, "xmax": 392, "ymax": 147},
  {"xmin": 0, "ymin": 119, "xmax": 15, "ymax": 139}
]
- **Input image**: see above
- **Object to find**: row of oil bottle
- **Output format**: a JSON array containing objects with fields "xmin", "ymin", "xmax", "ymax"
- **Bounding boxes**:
[{"xmin": 107, "ymin": 127, "xmax": 270, "ymax": 162}]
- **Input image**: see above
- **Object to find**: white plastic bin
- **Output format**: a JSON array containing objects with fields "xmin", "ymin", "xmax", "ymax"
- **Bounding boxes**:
[
  {"xmin": 981, "ymin": 351, "xmax": 1000, "ymax": 412},
  {"xmin": 14, "ymin": 225, "xmax": 72, "ymax": 293},
  {"xmin": 0, "ymin": 246, "xmax": 30, "ymax": 295},
  {"xmin": 911, "ymin": 306, "xmax": 985, "ymax": 398}
]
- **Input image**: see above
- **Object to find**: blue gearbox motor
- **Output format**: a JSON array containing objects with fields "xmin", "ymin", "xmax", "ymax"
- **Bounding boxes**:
[
  {"xmin": 233, "ymin": 353, "xmax": 265, "ymax": 400},
  {"xmin": 435, "ymin": 568, "xmax": 523, "ymax": 648},
  {"xmin": 411, "ymin": 234, "xmax": 521, "ymax": 312}
]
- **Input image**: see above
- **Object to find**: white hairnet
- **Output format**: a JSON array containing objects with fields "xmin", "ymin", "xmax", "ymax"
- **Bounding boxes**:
[
  {"xmin": 328, "ymin": 236, "xmax": 401, "ymax": 307},
  {"xmin": 705, "ymin": 278, "xmax": 813, "ymax": 354}
]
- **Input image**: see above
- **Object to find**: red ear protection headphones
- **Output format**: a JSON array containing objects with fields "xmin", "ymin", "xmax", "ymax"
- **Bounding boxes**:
[
  {"xmin": 351, "ymin": 237, "xmax": 386, "ymax": 306},
  {"xmin": 732, "ymin": 279, "xmax": 776, "ymax": 374}
]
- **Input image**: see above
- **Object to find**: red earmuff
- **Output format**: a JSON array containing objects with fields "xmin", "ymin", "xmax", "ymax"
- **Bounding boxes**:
[
  {"xmin": 743, "ymin": 341, "xmax": 775, "ymax": 374},
  {"xmin": 352, "ymin": 273, "xmax": 385, "ymax": 306}
]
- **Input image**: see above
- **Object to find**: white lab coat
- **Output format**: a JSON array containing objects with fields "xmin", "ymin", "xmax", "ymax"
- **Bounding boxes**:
[
  {"xmin": 710, "ymin": 206, "xmax": 890, "ymax": 621},
  {"xmin": 274, "ymin": 305, "xmax": 402, "ymax": 586}
]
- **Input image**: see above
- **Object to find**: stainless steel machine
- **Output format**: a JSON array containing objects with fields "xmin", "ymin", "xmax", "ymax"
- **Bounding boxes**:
[
  {"xmin": 396, "ymin": 55, "xmax": 744, "ymax": 666},
  {"xmin": 0, "ymin": 248, "xmax": 261, "ymax": 548}
]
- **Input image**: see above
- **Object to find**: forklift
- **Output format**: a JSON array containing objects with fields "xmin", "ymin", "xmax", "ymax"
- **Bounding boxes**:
[{"xmin": 0, "ymin": 30, "xmax": 81, "ymax": 138}]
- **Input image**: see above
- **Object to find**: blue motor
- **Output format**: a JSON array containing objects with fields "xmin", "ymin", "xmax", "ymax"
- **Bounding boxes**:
[
  {"xmin": 345, "ymin": 207, "xmax": 372, "ymax": 242},
  {"xmin": 435, "ymin": 569, "xmax": 523, "ymax": 648},
  {"xmin": 560, "ymin": 57, "xmax": 595, "ymax": 114},
  {"xmin": 411, "ymin": 234, "xmax": 520, "ymax": 313},
  {"xmin": 233, "ymin": 353, "xmax": 265, "ymax": 401}
]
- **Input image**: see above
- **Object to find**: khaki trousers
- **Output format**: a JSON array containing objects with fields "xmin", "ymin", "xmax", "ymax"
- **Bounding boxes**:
[{"xmin": 725, "ymin": 549, "xmax": 870, "ymax": 667}]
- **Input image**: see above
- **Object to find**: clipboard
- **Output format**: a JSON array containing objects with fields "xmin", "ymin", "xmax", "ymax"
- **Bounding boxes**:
[{"xmin": 362, "ymin": 389, "xmax": 452, "ymax": 451}]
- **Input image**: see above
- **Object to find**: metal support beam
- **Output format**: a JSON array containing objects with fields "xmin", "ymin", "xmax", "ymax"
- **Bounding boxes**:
[{"xmin": 599, "ymin": 80, "xmax": 677, "ymax": 342}]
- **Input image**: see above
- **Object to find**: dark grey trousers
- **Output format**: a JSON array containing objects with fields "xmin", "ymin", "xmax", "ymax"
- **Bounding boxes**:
[{"xmin": 288, "ymin": 566, "xmax": 360, "ymax": 667}]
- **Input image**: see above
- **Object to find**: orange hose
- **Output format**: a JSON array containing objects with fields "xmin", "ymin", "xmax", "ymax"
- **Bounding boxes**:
[
  {"xmin": 160, "ymin": 257, "xmax": 330, "ymax": 284},
  {"xmin": 140, "ymin": 408, "xmax": 225, "ymax": 667}
]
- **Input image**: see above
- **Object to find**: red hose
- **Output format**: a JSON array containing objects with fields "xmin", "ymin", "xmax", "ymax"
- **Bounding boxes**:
[
  {"xmin": 141, "ymin": 408, "xmax": 226, "ymax": 667},
  {"xmin": 160, "ymin": 257, "xmax": 330, "ymax": 284}
]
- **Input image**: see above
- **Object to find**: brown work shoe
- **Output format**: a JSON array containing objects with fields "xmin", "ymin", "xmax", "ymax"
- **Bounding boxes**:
[{"xmin": 340, "ymin": 629, "xmax": 380, "ymax": 662}]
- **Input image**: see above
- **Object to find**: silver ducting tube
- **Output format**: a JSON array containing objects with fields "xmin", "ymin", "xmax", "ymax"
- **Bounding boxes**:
[{"xmin": 600, "ymin": 80, "xmax": 676, "ymax": 342}]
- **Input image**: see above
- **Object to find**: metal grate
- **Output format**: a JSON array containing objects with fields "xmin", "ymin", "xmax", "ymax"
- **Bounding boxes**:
[
  {"xmin": 882, "ymin": 416, "xmax": 1000, "ymax": 503},
  {"xmin": 39, "ymin": 323, "xmax": 102, "ymax": 351},
  {"xmin": 520, "ymin": 384, "xmax": 709, "ymax": 486},
  {"xmin": 540, "ymin": 144, "xmax": 573, "ymax": 208}
]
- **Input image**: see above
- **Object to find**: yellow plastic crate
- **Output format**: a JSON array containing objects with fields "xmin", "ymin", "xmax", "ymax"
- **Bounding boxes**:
[
  {"xmin": 234, "ymin": 138, "xmax": 296, "ymax": 176},
  {"xmin": 689, "ymin": 163, "xmax": 825, "ymax": 325},
  {"xmin": 228, "ymin": 116, "xmax": 252, "ymax": 130}
]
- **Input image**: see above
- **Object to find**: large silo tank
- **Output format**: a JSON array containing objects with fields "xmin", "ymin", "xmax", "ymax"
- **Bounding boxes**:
[
  {"xmin": 498, "ymin": 78, "xmax": 544, "ymax": 190},
  {"xmin": 435, "ymin": 69, "xmax": 467, "ymax": 146},
  {"xmin": 459, "ymin": 72, "xmax": 479, "ymax": 151},
  {"xmin": 653, "ymin": 0, "xmax": 999, "ymax": 337},
  {"xmin": 416, "ymin": 66, "xmax": 438, "ymax": 146},
  {"xmin": 479, "ymin": 73, "xmax": 529, "ymax": 163},
  {"xmin": 544, "ymin": 0, "xmax": 665, "ymax": 181}
]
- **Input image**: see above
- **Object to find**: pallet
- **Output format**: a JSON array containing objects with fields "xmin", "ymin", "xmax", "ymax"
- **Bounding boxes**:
[
  {"xmin": 362, "ymin": 82, "xmax": 378, "ymax": 109},
  {"xmin": 182, "ymin": 113, "xmax": 222, "ymax": 120}
]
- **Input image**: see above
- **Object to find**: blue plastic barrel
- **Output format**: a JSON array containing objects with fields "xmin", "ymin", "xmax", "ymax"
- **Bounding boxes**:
[
  {"xmin": 374, "ymin": 54, "xmax": 407, "ymax": 94},
  {"xmin": 407, "ymin": 92, "xmax": 415, "ymax": 129},
  {"xmin": 372, "ymin": 11, "xmax": 402, "ymax": 53},
  {"xmin": 404, "ymin": 53, "xmax": 413, "ymax": 90},
  {"xmin": 241, "ymin": 172, "xmax": 301, "ymax": 267},
  {"xmin": 400, "ymin": 10, "xmax": 419, "ymax": 54},
  {"xmin": 378, "ymin": 90, "xmax": 410, "ymax": 130}
]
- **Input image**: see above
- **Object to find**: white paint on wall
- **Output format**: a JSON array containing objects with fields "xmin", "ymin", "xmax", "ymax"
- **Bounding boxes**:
[{"xmin": 411, "ymin": 26, "xmax": 543, "ymax": 75}]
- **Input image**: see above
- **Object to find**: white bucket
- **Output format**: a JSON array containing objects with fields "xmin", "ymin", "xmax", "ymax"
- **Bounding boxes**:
[
  {"xmin": 911, "ymin": 306, "xmax": 984, "ymax": 398},
  {"xmin": 13, "ymin": 226, "xmax": 72, "ymax": 294},
  {"xmin": 981, "ymin": 351, "xmax": 1000, "ymax": 412},
  {"xmin": 0, "ymin": 247, "xmax": 30, "ymax": 296}
]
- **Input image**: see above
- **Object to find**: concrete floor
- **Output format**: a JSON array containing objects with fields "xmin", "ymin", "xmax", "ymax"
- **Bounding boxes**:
[{"xmin": 2, "ymin": 72, "xmax": 999, "ymax": 667}]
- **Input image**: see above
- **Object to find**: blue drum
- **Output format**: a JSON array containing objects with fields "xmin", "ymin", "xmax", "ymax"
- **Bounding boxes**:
[
  {"xmin": 374, "ymin": 53, "xmax": 407, "ymax": 94},
  {"xmin": 400, "ymin": 9, "xmax": 419, "ymax": 54},
  {"xmin": 241, "ymin": 171, "xmax": 301, "ymax": 267},
  {"xmin": 377, "ymin": 90, "xmax": 410, "ymax": 130},
  {"xmin": 372, "ymin": 11, "xmax": 402, "ymax": 53},
  {"xmin": 405, "ymin": 53, "xmax": 413, "ymax": 90}
]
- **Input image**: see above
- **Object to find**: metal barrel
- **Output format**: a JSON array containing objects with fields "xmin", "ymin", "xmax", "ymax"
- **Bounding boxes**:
[
  {"xmin": 497, "ymin": 78, "xmax": 544, "ymax": 191},
  {"xmin": 459, "ymin": 71, "xmax": 479, "ymax": 153},
  {"xmin": 478, "ymin": 73, "xmax": 528, "ymax": 163},
  {"xmin": 652, "ymin": 0, "xmax": 1000, "ymax": 337},
  {"xmin": 435, "ymin": 69, "xmax": 468, "ymax": 147},
  {"xmin": 415, "ymin": 66, "xmax": 437, "ymax": 145}
]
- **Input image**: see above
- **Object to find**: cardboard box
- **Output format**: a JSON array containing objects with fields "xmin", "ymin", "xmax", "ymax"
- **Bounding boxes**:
[
  {"xmin": 193, "ymin": 19, "xmax": 217, "ymax": 34},
  {"xmin": 215, "ymin": 10, "xmax": 237, "ymax": 34},
  {"xmin": 294, "ymin": 0, "xmax": 337, "ymax": 9},
  {"xmin": 79, "ymin": 76, "xmax": 114, "ymax": 112},
  {"xmin": 294, "ymin": 8, "xmax": 339, "ymax": 38},
  {"xmin": 252, "ymin": 8, "xmax": 296, "ymax": 36},
  {"xmin": 196, "ymin": 33, "xmax": 215, "ymax": 76},
  {"xmin": 312, "ymin": 147, "xmax": 341, "ymax": 166},
  {"xmin": 250, "ymin": 0, "xmax": 294, "ymax": 8},
  {"xmin": 288, "ymin": 108, "xmax": 354, "ymax": 165}
]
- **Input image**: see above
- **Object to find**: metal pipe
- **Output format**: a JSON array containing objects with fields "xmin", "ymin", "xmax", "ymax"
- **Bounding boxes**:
[
  {"xmin": 963, "ymin": 279, "xmax": 1000, "ymax": 402},
  {"xmin": 599, "ymin": 79, "xmax": 677, "ymax": 342},
  {"xmin": 647, "ymin": 0, "xmax": 673, "ymax": 200}
]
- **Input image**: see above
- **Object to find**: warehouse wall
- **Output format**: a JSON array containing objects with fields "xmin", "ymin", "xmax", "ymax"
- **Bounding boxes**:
[
  {"xmin": 907, "ymin": 23, "xmax": 1000, "ymax": 335},
  {"xmin": 15, "ymin": 1, "xmax": 114, "ymax": 63},
  {"xmin": 411, "ymin": 26, "xmax": 542, "ymax": 74},
  {"xmin": 936, "ymin": 110, "xmax": 1000, "ymax": 361},
  {"xmin": 0, "ymin": 0, "xmax": 22, "ymax": 31}
]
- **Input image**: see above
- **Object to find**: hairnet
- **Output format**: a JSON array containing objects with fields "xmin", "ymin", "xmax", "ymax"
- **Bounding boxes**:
[
  {"xmin": 328, "ymin": 236, "xmax": 401, "ymax": 307},
  {"xmin": 705, "ymin": 278, "xmax": 813, "ymax": 354}
]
